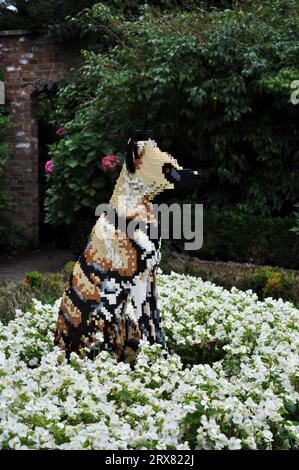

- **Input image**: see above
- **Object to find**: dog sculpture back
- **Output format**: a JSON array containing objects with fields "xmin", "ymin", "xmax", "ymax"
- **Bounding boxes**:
[{"xmin": 54, "ymin": 131, "xmax": 198, "ymax": 363}]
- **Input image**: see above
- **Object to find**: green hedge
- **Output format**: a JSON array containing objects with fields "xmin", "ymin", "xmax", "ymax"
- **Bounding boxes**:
[{"xmin": 198, "ymin": 209, "xmax": 299, "ymax": 269}]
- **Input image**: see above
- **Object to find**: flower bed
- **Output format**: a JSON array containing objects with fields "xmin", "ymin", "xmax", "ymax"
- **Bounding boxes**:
[{"xmin": 0, "ymin": 272, "xmax": 298, "ymax": 450}]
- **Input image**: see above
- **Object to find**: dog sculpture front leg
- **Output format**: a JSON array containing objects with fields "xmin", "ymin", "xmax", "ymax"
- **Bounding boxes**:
[
  {"xmin": 145, "ymin": 270, "xmax": 168, "ymax": 351},
  {"xmin": 130, "ymin": 269, "xmax": 168, "ymax": 354}
]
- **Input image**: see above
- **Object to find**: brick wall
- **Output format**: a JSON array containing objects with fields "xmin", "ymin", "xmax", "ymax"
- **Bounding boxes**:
[{"xmin": 0, "ymin": 30, "xmax": 82, "ymax": 247}]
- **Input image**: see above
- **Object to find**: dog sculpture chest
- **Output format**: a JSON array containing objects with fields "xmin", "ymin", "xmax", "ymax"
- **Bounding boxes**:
[{"xmin": 54, "ymin": 132, "xmax": 197, "ymax": 363}]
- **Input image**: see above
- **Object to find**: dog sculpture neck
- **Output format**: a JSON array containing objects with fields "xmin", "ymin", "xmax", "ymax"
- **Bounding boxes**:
[
  {"xmin": 110, "ymin": 165, "xmax": 152, "ymax": 221},
  {"xmin": 110, "ymin": 139, "xmax": 182, "ymax": 221}
]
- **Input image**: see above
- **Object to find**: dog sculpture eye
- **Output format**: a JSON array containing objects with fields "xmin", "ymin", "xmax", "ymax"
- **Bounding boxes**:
[{"xmin": 162, "ymin": 163, "xmax": 173, "ymax": 174}]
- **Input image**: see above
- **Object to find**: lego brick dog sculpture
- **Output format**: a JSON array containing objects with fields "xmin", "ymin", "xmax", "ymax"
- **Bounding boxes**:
[{"xmin": 54, "ymin": 130, "xmax": 198, "ymax": 364}]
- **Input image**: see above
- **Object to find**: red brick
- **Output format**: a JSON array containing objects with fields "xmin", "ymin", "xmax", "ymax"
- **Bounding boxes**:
[{"xmin": 0, "ymin": 32, "xmax": 83, "ymax": 246}]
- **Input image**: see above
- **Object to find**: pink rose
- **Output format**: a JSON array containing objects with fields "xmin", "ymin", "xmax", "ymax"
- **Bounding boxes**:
[
  {"xmin": 56, "ymin": 127, "xmax": 65, "ymax": 137},
  {"xmin": 45, "ymin": 160, "xmax": 54, "ymax": 174},
  {"xmin": 101, "ymin": 155, "xmax": 120, "ymax": 172}
]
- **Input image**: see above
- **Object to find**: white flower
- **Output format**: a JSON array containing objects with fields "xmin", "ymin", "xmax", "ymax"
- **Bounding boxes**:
[
  {"xmin": 245, "ymin": 436, "xmax": 257, "ymax": 450},
  {"xmin": 227, "ymin": 437, "xmax": 242, "ymax": 450},
  {"xmin": 0, "ymin": 272, "xmax": 298, "ymax": 449},
  {"xmin": 8, "ymin": 437, "xmax": 20, "ymax": 449},
  {"xmin": 262, "ymin": 430, "xmax": 273, "ymax": 442}
]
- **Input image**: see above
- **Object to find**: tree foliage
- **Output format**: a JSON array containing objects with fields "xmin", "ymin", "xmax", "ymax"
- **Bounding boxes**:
[
  {"xmin": 0, "ymin": 0, "xmax": 175, "ymax": 35},
  {"xmin": 0, "ymin": 0, "xmax": 100, "ymax": 34}
]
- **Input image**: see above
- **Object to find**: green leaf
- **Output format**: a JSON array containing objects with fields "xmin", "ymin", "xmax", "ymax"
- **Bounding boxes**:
[
  {"xmin": 67, "ymin": 160, "xmax": 79, "ymax": 168},
  {"xmin": 81, "ymin": 197, "xmax": 93, "ymax": 207},
  {"xmin": 91, "ymin": 178, "xmax": 106, "ymax": 189}
]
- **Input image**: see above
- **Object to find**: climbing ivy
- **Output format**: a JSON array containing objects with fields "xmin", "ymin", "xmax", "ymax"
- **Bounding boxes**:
[
  {"xmin": 0, "ymin": 68, "xmax": 11, "ymax": 211},
  {"xmin": 0, "ymin": 67, "xmax": 19, "ymax": 251}
]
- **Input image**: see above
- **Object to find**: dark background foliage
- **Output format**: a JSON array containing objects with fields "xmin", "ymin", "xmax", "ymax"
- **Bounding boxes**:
[
  {"xmin": 0, "ymin": 1, "xmax": 235, "ymax": 34},
  {"xmin": 0, "ymin": 0, "xmax": 99, "ymax": 34}
]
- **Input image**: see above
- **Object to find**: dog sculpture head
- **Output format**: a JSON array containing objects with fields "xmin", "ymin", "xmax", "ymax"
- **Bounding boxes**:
[{"xmin": 125, "ymin": 129, "xmax": 199, "ymax": 199}]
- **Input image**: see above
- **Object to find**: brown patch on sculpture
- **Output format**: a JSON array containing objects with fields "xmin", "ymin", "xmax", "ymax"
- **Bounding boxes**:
[
  {"xmin": 90, "ymin": 272, "xmax": 102, "ymax": 286},
  {"xmin": 115, "ymin": 231, "xmax": 138, "ymax": 277},
  {"xmin": 85, "ymin": 229, "xmax": 137, "ymax": 278},
  {"xmin": 55, "ymin": 313, "xmax": 69, "ymax": 338},
  {"xmin": 60, "ymin": 293, "xmax": 82, "ymax": 327},
  {"xmin": 141, "ymin": 196, "xmax": 152, "ymax": 221},
  {"xmin": 72, "ymin": 261, "xmax": 101, "ymax": 302},
  {"xmin": 128, "ymin": 198, "xmax": 151, "ymax": 223},
  {"xmin": 107, "ymin": 324, "xmax": 116, "ymax": 344},
  {"xmin": 80, "ymin": 335, "xmax": 91, "ymax": 346},
  {"xmin": 152, "ymin": 270, "xmax": 156, "ymax": 289},
  {"xmin": 127, "ymin": 320, "xmax": 142, "ymax": 342},
  {"xmin": 55, "ymin": 335, "xmax": 67, "ymax": 351},
  {"xmin": 123, "ymin": 346, "xmax": 139, "ymax": 364},
  {"xmin": 113, "ymin": 318, "xmax": 127, "ymax": 360},
  {"xmin": 89, "ymin": 332, "xmax": 97, "ymax": 344},
  {"xmin": 134, "ymin": 144, "xmax": 145, "ymax": 171},
  {"xmin": 96, "ymin": 318, "xmax": 105, "ymax": 332},
  {"xmin": 85, "ymin": 245, "xmax": 112, "ymax": 272}
]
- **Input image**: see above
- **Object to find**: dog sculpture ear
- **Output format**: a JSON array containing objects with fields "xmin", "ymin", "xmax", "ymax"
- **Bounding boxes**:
[
  {"xmin": 125, "ymin": 129, "xmax": 155, "ymax": 173},
  {"xmin": 125, "ymin": 137, "xmax": 137, "ymax": 173}
]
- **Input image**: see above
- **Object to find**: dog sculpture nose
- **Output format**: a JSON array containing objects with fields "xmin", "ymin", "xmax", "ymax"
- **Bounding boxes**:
[{"xmin": 162, "ymin": 163, "xmax": 200, "ymax": 190}]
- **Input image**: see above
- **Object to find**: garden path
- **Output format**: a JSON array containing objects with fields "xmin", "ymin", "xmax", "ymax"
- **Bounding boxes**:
[{"xmin": 0, "ymin": 247, "xmax": 72, "ymax": 282}]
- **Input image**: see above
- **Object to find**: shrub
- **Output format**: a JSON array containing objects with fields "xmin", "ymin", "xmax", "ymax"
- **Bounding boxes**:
[
  {"xmin": 59, "ymin": 260, "xmax": 76, "ymax": 280},
  {"xmin": 0, "ymin": 223, "xmax": 28, "ymax": 254},
  {"xmin": 25, "ymin": 271, "xmax": 45, "ymax": 290},
  {"xmin": 2, "ymin": 256, "xmax": 297, "ymax": 328},
  {"xmin": 162, "ymin": 206, "xmax": 298, "ymax": 269},
  {"xmin": 245, "ymin": 266, "xmax": 298, "ymax": 303},
  {"xmin": 23, "ymin": 271, "xmax": 67, "ymax": 305},
  {"xmin": 44, "ymin": 130, "xmax": 123, "ymax": 226},
  {"xmin": 0, "ymin": 280, "xmax": 33, "ymax": 325},
  {"xmin": 198, "ymin": 209, "xmax": 299, "ymax": 269},
  {"xmin": 291, "ymin": 203, "xmax": 299, "ymax": 236},
  {"xmin": 0, "ymin": 261, "xmax": 77, "ymax": 325}
]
